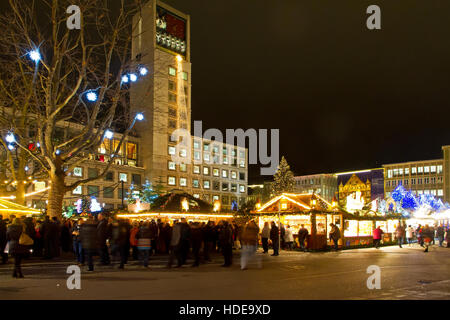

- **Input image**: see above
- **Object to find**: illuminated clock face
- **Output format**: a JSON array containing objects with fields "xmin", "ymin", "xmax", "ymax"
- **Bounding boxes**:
[{"xmin": 156, "ymin": 6, "xmax": 187, "ymax": 57}]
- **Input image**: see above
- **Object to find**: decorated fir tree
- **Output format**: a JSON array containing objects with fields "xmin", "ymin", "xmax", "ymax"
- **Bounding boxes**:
[{"xmin": 271, "ymin": 156, "xmax": 295, "ymax": 196}]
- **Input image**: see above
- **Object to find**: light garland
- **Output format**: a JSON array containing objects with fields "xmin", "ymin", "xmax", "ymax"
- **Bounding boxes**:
[{"xmin": 117, "ymin": 212, "xmax": 234, "ymax": 219}]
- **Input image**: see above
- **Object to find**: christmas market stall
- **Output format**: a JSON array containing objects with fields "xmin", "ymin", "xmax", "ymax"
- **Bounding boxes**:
[
  {"xmin": 0, "ymin": 198, "xmax": 41, "ymax": 219},
  {"xmin": 116, "ymin": 191, "xmax": 234, "ymax": 223},
  {"xmin": 253, "ymin": 193, "xmax": 346, "ymax": 250}
]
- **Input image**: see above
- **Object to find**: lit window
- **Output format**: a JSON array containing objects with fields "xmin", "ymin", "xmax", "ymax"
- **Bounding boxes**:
[
  {"xmin": 168, "ymin": 146, "xmax": 176, "ymax": 155},
  {"xmin": 399, "ymin": 168, "xmax": 403, "ymax": 175},
  {"xmin": 231, "ymin": 184, "xmax": 237, "ymax": 192},
  {"xmin": 393, "ymin": 169, "xmax": 398, "ymax": 176},
  {"xmin": 112, "ymin": 139, "xmax": 123, "ymax": 155},
  {"xmin": 203, "ymin": 167, "xmax": 210, "ymax": 175},
  {"xmin": 239, "ymin": 185, "xmax": 245, "ymax": 193},
  {"xmin": 437, "ymin": 165, "xmax": 443, "ymax": 174},
  {"xmin": 239, "ymin": 159, "xmax": 245, "ymax": 168},
  {"xmin": 168, "ymin": 161, "xmax": 176, "ymax": 170},
  {"xmin": 388, "ymin": 170, "xmax": 393, "ymax": 178},
  {"xmin": 193, "ymin": 179, "xmax": 199, "ymax": 188},
  {"xmin": 169, "ymin": 67, "xmax": 176, "ymax": 76},
  {"xmin": 180, "ymin": 178, "xmax": 187, "ymax": 187},
  {"xmin": 231, "ymin": 171, "xmax": 237, "ymax": 179},
  {"xmin": 193, "ymin": 140, "xmax": 200, "ymax": 150},
  {"xmin": 72, "ymin": 186, "xmax": 82, "ymax": 195},
  {"xmin": 223, "ymin": 147, "xmax": 227, "ymax": 155},
  {"xmin": 180, "ymin": 163, "xmax": 187, "ymax": 172},
  {"xmin": 119, "ymin": 173, "xmax": 127, "ymax": 182},
  {"xmin": 73, "ymin": 167, "xmax": 83, "ymax": 177},
  {"xmin": 213, "ymin": 145, "xmax": 220, "ymax": 154},
  {"xmin": 222, "ymin": 170, "xmax": 228, "ymax": 178},
  {"xmin": 126, "ymin": 142, "xmax": 137, "ymax": 160},
  {"xmin": 438, "ymin": 189, "xmax": 444, "ymax": 196},
  {"xmin": 203, "ymin": 153, "xmax": 210, "ymax": 162},
  {"xmin": 99, "ymin": 138, "xmax": 111, "ymax": 154},
  {"xmin": 430, "ymin": 166, "xmax": 436, "ymax": 173},
  {"xmin": 213, "ymin": 168, "xmax": 220, "ymax": 177},
  {"xmin": 193, "ymin": 193, "xmax": 200, "ymax": 199},
  {"xmin": 411, "ymin": 167, "xmax": 417, "ymax": 174},
  {"xmin": 203, "ymin": 143, "xmax": 210, "ymax": 152},
  {"xmin": 193, "ymin": 165, "xmax": 200, "ymax": 174},
  {"xmin": 213, "ymin": 195, "xmax": 219, "ymax": 201},
  {"xmin": 424, "ymin": 166, "xmax": 430, "ymax": 173},
  {"xmin": 239, "ymin": 150, "xmax": 245, "ymax": 158},
  {"xmin": 203, "ymin": 180, "xmax": 210, "ymax": 189},
  {"xmin": 180, "ymin": 149, "xmax": 187, "ymax": 158},
  {"xmin": 223, "ymin": 156, "xmax": 229, "ymax": 164},
  {"xmin": 168, "ymin": 176, "xmax": 176, "ymax": 186},
  {"xmin": 194, "ymin": 151, "xmax": 201, "ymax": 161},
  {"xmin": 222, "ymin": 183, "xmax": 229, "ymax": 191},
  {"xmin": 182, "ymin": 71, "xmax": 188, "ymax": 81},
  {"xmin": 418, "ymin": 167, "xmax": 423, "ymax": 173},
  {"xmin": 405, "ymin": 168, "xmax": 409, "ymax": 175}
]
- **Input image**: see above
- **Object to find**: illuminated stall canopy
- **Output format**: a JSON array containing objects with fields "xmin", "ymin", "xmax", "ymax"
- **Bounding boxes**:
[{"xmin": 0, "ymin": 199, "xmax": 41, "ymax": 219}]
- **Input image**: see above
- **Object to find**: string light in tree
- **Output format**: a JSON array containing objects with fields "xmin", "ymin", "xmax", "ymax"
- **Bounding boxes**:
[{"xmin": 29, "ymin": 50, "xmax": 41, "ymax": 63}]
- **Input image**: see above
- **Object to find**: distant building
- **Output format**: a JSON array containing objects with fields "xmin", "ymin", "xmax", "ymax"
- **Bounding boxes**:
[
  {"xmin": 336, "ymin": 169, "xmax": 385, "ymax": 207},
  {"xmin": 294, "ymin": 174, "xmax": 337, "ymax": 203}
]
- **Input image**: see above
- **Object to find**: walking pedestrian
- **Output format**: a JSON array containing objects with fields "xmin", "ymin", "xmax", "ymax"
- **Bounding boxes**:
[
  {"xmin": 219, "ymin": 221, "xmax": 233, "ymax": 267},
  {"xmin": 297, "ymin": 224, "xmax": 309, "ymax": 251},
  {"xmin": 284, "ymin": 225, "xmax": 294, "ymax": 250},
  {"xmin": 110, "ymin": 219, "xmax": 130, "ymax": 269},
  {"xmin": 7, "ymin": 218, "xmax": 30, "ymax": 278},
  {"xmin": 436, "ymin": 225, "xmax": 445, "ymax": 247},
  {"xmin": 72, "ymin": 220, "xmax": 84, "ymax": 265},
  {"xmin": 416, "ymin": 225, "xmax": 424, "ymax": 247},
  {"xmin": 329, "ymin": 223, "xmax": 341, "ymax": 250},
  {"xmin": 61, "ymin": 219, "xmax": 72, "ymax": 253},
  {"xmin": 190, "ymin": 222, "xmax": 203, "ymax": 267},
  {"xmin": 0, "ymin": 215, "xmax": 8, "ymax": 264},
  {"xmin": 422, "ymin": 224, "xmax": 434, "ymax": 253},
  {"xmin": 203, "ymin": 221, "xmax": 216, "ymax": 261},
  {"xmin": 261, "ymin": 222, "xmax": 270, "ymax": 253},
  {"xmin": 395, "ymin": 224, "xmax": 405, "ymax": 248},
  {"xmin": 129, "ymin": 222, "xmax": 139, "ymax": 260},
  {"xmin": 240, "ymin": 220, "xmax": 260, "ymax": 270},
  {"xmin": 445, "ymin": 227, "xmax": 450, "ymax": 248},
  {"xmin": 136, "ymin": 221, "xmax": 152, "ymax": 267},
  {"xmin": 80, "ymin": 217, "xmax": 98, "ymax": 271},
  {"xmin": 97, "ymin": 213, "xmax": 110, "ymax": 265},
  {"xmin": 280, "ymin": 224, "xmax": 286, "ymax": 250},
  {"xmin": 270, "ymin": 221, "xmax": 279, "ymax": 256},
  {"xmin": 179, "ymin": 218, "xmax": 191, "ymax": 265},
  {"xmin": 406, "ymin": 225, "xmax": 414, "ymax": 246},
  {"xmin": 373, "ymin": 226, "xmax": 384, "ymax": 249}
]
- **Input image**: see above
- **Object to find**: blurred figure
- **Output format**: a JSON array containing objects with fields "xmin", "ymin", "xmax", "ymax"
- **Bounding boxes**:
[
  {"xmin": 270, "ymin": 221, "xmax": 279, "ymax": 256},
  {"xmin": 190, "ymin": 222, "xmax": 203, "ymax": 267},
  {"xmin": 436, "ymin": 225, "xmax": 445, "ymax": 247},
  {"xmin": 219, "ymin": 220, "xmax": 234, "ymax": 267},
  {"xmin": 284, "ymin": 225, "xmax": 294, "ymax": 251},
  {"xmin": 179, "ymin": 218, "xmax": 191, "ymax": 265},
  {"xmin": 111, "ymin": 219, "xmax": 130, "ymax": 269},
  {"xmin": 80, "ymin": 217, "xmax": 98, "ymax": 271},
  {"xmin": 129, "ymin": 222, "xmax": 139, "ymax": 260},
  {"xmin": 280, "ymin": 224, "xmax": 285, "ymax": 250},
  {"xmin": 33, "ymin": 220, "xmax": 44, "ymax": 257},
  {"xmin": 395, "ymin": 224, "xmax": 405, "ymax": 248},
  {"xmin": 72, "ymin": 219, "xmax": 84, "ymax": 265},
  {"xmin": 446, "ymin": 227, "xmax": 450, "ymax": 248},
  {"xmin": 7, "ymin": 218, "xmax": 29, "ymax": 278},
  {"xmin": 61, "ymin": 219, "xmax": 72, "ymax": 253},
  {"xmin": 329, "ymin": 223, "xmax": 341, "ymax": 250},
  {"xmin": 261, "ymin": 222, "xmax": 270, "ymax": 253},
  {"xmin": 136, "ymin": 221, "xmax": 152, "ymax": 267},
  {"xmin": 297, "ymin": 224, "xmax": 308, "ymax": 252},
  {"xmin": 406, "ymin": 225, "xmax": 414, "ymax": 246},
  {"xmin": 97, "ymin": 213, "xmax": 110, "ymax": 265},
  {"xmin": 0, "ymin": 215, "xmax": 7, "ymax": 264},
  {"xmin": 373, "ymin": 226, "xmax": 384, "ymax": 249},
  {"xmin": 416, "ymin": 225, "xmax": 424, "ymax": 247},
  {"xmin": 203, "ymin": 221, "xmax": 215, "ymax": 261},
  {"xmin": 422, "ymin": 224, "xmax": 434, "ymax": 253},
  {"xmin": 149, "ymin": 220, "xmax": 159, "ymax": 256},
  {"xmin": 240, "ymin": 220, "xmax": 260, "ymax": 270},
  {"xmin": 168, "ymin": 220, "xmax": 181, "ymax": 268},
  {"xmin": 51, "ymin": 217, "xmax": 61, "ymax": 257}
]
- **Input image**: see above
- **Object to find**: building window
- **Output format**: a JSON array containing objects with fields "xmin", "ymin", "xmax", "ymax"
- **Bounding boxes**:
[
  {"xmin": 168, "ymin": 176, "xmax": 176, "ymax": 186},
  {"xmin": 231, "ymin": 184, "xmax": 237, "ymax": 192},
  {"xmin": 73, "ymin": 167, "xmax": 83, "ymax": 177},
  {"xmin": 213, "ymin": 145, "xmax": 220, "ymax": 154},
  {"xmin": 424, "ymin": 177, "xmax": 429, "ymax": 184},
  {"xmin": 437, "ymin": 165, "xmax": 443, "ymax": 174},
  {"xmin": 180, "ymin": 149, "xmax": 187, "ymax": 158},
  {"xmin": 424, "ymin": 166, "xmax": 430, "ymax": 173},
  {"xmin": 222, "ymin": 196, "xmax": 229, "ymax": 205},
  {"xmin": 104, "ymin": 187, "xmax": 114, "ymax": 198},
  {"xmin": 182, "ymin": 71, "xmax": 188, "ymax": 81},
  {"xmin": 119, "ymin": 173, "xmax": 127, "ymax": 182},
  {"xmin": 418, "ymin": 178, "xmax": 423, "ymax": 184},
  {"xmin": 203, "ymin": 180, "xmax": 210, "ymax": 189},
  {"xmin": 193, "ymin": 179, "xmax": 199, "ymax": 188},
  {"xmin": 438, "ymin": 177, "xmax": 443, "ymax": 183},
  {"xmin": 222, "ymin": 170, "xmax": 228, "ymax": 178},
  {"xmin": 127, "ymin": 142, "xmax": 137, "ymax": 160},
  {"xmin": 168, "ymin": 161, "xmax": 176, "ymax": 171},
  {"xmin": 180, "ymin": 178, "xmax": 187, "ymax": 187},
  {"xmin": 405, "ymin": 168, "xmax": 410, "ymax": 175},
  {"xmin": 193, "ymin": 193, "xmax": 200, "ymax": 199},
  {"xmin": 213, "ymin": 181, "xmax": 220, "ymax": 191},
  {"xmin": 72, "ymin": 186, "xmax": 82, "ymax": 195},
  {"xmin": 203, "ymin": 167, "xmax": 210, "ymax": 176},
  {"xmin": 222, "ymin": 183, "xmax": 229, "ymax": 191},
  {"xmin": 393, "ymin": 169, "xmax": 398, "ymax": 176},
  {"xmin": 239, "ymin": 159, "xmax": 245, "ymax": 168},
  {"xmin": 231, "ymin": 171, "xmax": 237, "ymax": 179},
  {"xmin": 193, "ymin": 140, "xmax": 200, "ymax": 150},
  {"xmin": 239, "ymin": 150, "xmax": 245, "ymax": 158},
  {"xmin": 105, "ymin": 171, "xmax": 114, "ymax": 182},
  {"xmin": 399, "ymin": 168, "xmax": 403, "ymax": 175},
  {"xmin": 386, "ymin": 181, "xmax": 390, "ymax": 187},
  {"xmin": 132, "ymin": 174, "xmax": 141, "ymax": 185},
  {"xmin": 387, "ymin": 170, "xmax": 393, "ymax": 178},
  {"xmin": 438, "ymin": 189, "xmax": 444, "ymax": 196},
  {"xmin": 418, "ymin": 167, "xmax": 423, "ymax": 173},
  {"xmin": 411, "ymin": 167, "xmax": 417, "ymax": 174},
  {"xmin": 239, "ymin": 172, "xmax": 245, "ymax": 180},
  {"xmin": 168, "ymin": 80, "xmax": 176, "ymax": 92},
  {"xmin": 213, "ymin": 195, "xmax": 220, "ymax": 201},
  {"xmin": 411, "ymin": 178, "xmax": 416, "ymax": 185},
  {"xmin": 180, "ymin": 163, "xmax": 187, "ymax": 172},
  {"xmin": 203, "ymin": 143, "xmax": 210, "ymax": 152},
  {"xmin": 431, "ymin": 177, "xmax": 436, "ymax": 184},
  {"xmin": 404, "ymin": 180, "xmax": 409, "ymax": 186},
  {"xmin": 223, "ymin": 156, "xmax": 229, "ymax": 165},
  {"xmin": 203, "ymin": 153, "xmax": 210, "ymax": 162},
  {"xmin": 193, "ymin": 165, "xmax": 200, "ymax": 174},
  {"xmin": 88, "ymin": 185, "xmax": 99, "ymax": 197},
  {"xmin": 194, "ymin": 151, "xmax": 201, "ymax": 161},
  {"xmin": 112, "ymin": 139, "xmax": 123, "ymax": 156},
  {"xmin": 88, "ymin": 168, "xmax": 99, "ymax": 179},
  {"xmin": 169, "ymin": 67, "xmax": 176, "ymax": 76},
  {"xmin": 168, "ymin": 92, "xmax": 177, "ymax": 103},
  {"xmin": 168, "ymin": 146, "xmax": 176, "ymax": 155},
  {"xmin": 169, "ymin": 119, "xmax": 177, "ymax": 128},
  {"xmin": 239, "ymin": 185, "xmax": 245, "ymax": 193},
  {"xmin": 213, "ymin": 168, "xmax": 220, "ymax": 177},
  {"xmin": 99, "ymin": 138, "xmax": 111, "ymax": 154}
]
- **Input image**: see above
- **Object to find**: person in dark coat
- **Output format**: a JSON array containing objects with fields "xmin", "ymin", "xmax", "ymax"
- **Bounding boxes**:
[
  {"xmin": 60, "ymin": 219, "xmax": 72, "ymax": 253},
  {"xmin": 136, "ymin": 221, "xmax": 152, "ymax": 267},
  {"xmin": 110, "ymin": 219, "xmax": 130, "ymax": 269},
  {"xmin": 219, "ymin": 220, "xmax": 233, "ymax": 267},
  {"xmin": 149, "ymin": 220, "xmax": 159, "ymax": 256},
  {"xmin": 33, "ymin": 220, "xmax": 44, "ymax": 257},
  {"xmin": 0, "ymin": 215, "xmax": 8, "ymax": 264},
  {"xmin": 178, "ymin": 218, "xmax": 191, "ymax": 265},
  {"xmin": 436, "ymin": 225, "xmax": 445, "ymax": 247},
  {"xmin": 80, "ymin": 218, "xmax": 99, "ymax": 271},
  {"xmin": 422, "ymin": 224, "xmax": 434, "ymax": 253},
  {"xmin": 270, "ymin": 221, "xmax": 279, "ymax": 256},
  {"xmin": 7, "ymin": 218, "xmax": 29, "ymax": 278},
  {"xmin": 97, "ymin": 213, "xmax": 110, "ymax": 265},
  {"xmin": 203, "ymin": 221, "xmax": 216, "ymax": 262},
  {"xmin": 329, "ymin": 223, "xmax": 341, "ymax": 250},
  {"xmin": 297, "ymin": 224, "xmax": 309, "ymax": 251},
  {"xmin": 280, "ymin": 224, "xmax": 286, "ymax": 250},
  {"xmin": 72, "ymin": 220, "xmax": 84, "ymax": 265},
  {"xmin": 41, "ymin": 216, "xmax": 52, "ymax": 259},
  {"xmin": 190, "ymin": 222, "xmax": 203, "ymax": 267},
  {"xmin": 50, "ymin": 217, "xmax": 61, "ymax": 257}
]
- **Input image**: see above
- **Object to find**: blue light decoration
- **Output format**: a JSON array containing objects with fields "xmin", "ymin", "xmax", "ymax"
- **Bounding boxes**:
[
  {"xmin": 402, "ymin": 190, "xmax": 418, "ymax": 210},
  {"xmin": 391, "ymin": 184, "xmax": 406, "ymax": 202},
  {"xmin": 129, "ymin": 74, "xmax": 138, "ymax": 82},
  {"xmin": 5, "ymin": 132, "xmax": 15, "ymax": 143},
  {"xmin": 7, "ymin": 144, "xmax": 14, "ymax": 150},
  {"xmin": 90, "ymin": 197, "xmax": 102, "ymax": 213},
  {"xmin": 76, "ymin": 199, "xmax": 83, "ymax": 214},
  {"xmin": 121, "ymin": 75, "xmax": 129, "ymax": 84},
  {"xmin": 55, "ymin": 149, "xmax": 61, "ymax": 155},
  {"xmin": 139, "ymin": 67, "xmax": 148, "ymax": 76},
  {"xmin": 85, "ymin": 91, "xmax": 98, "ymax": 102},
  {"xmin": 231, "ymin": 200, "xmax": 238, "ymax": 212},
  {"xmin": 104, "ymin": 129, "xmax": 114, "ymax": 139},
  {"xmin": 29, "ymin": 50, "xmax": 41, "ymax": 63},
  {"xmin": 135, "ymin": 113, "xmax": 144, "ymax": 121}
]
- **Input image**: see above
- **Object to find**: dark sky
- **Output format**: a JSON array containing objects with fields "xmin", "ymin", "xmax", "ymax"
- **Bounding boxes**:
[{"xmin": 161, "ymin": 0, "xmax": 450, "ymax": 183}]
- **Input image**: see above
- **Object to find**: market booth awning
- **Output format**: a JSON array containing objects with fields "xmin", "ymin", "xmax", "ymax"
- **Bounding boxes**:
[{"xmin": 0, "ymin": 199, "xmax": 41, "ymax": 219}]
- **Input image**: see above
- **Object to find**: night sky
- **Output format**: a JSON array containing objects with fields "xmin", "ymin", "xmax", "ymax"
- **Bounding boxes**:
[{"xmin": 161, "ymin": 0, "xmax": 450, "ymax": 183}]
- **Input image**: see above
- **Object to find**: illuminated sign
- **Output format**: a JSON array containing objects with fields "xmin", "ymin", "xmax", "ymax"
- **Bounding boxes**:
[{"xmin": 156, "ymin": 6, "xmax": 187, "ymax": 56}]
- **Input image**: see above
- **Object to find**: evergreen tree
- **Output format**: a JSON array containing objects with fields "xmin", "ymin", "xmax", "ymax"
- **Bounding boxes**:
[{"xmin": 271, "ymin": 156, "xmax": 295, "ymax": 196}]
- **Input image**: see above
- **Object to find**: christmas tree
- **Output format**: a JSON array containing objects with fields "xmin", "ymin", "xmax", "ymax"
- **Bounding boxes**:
[{"xmin": 271, "ymin": 156, "xmax": 295, "ymax": 196}]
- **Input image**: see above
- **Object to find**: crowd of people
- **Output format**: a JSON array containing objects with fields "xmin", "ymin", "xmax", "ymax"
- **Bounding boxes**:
[{"xmin": 2, "ymin": 213, "xmax": 450, "ymax": 278}]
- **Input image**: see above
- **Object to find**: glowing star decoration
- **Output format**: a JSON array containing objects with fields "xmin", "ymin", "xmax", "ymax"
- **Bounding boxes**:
[
  {"xmin": 90, "ymin": 197, "xmax": 102, "ymax": 213},
  {"xmin": 104, "ymin": 130, "xmax": 114, "ymax": 139},
  {"xmin": 5, "ymin": 133, "xmax": 15, "ymax": 143},
  {"xmin": 129, "ymin": 74, "xmax": 138, "ymax": 82},
  {"xmin": 29, "ymin": 50, "xmax": 41, "ymax": 62},
  {"xmin": 139, "ymin": 67, "xmax": 148, "ymax": 76},
  {"xmin": 346, "ymin": 190, "xmax": 365, "ymax": 213},
  {"xmin": 86, "ymin": 91, "xmax": 98, "ymax": 102},
  {"xmin": 181, "ymin": 198, "xmax": 189, "ymax": 211},
  {"xmin": 135, "ymin": 113, "xmax": 144, "ymax": 121}
]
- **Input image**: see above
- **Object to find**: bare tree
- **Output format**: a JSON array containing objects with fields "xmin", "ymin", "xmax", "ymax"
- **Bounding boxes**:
[{"xmin": 0, "ymin": 0, "xmax": 146, "ymax": 217}]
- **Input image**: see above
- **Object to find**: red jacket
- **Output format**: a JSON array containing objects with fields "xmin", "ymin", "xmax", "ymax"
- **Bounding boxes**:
[
  {"xmin": 129, "ymin": 227, "xmax": 139, "ymax": 246},
  {"xmin": 373, "ymin": 228, "xmax": 384, "ymax": 240}
]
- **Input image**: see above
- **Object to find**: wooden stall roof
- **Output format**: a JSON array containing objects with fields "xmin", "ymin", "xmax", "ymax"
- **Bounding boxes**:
[
  {"xmin": 0, "ymin": 199, "xmax": 41, "ymax": 217},
  {"xmin": 253, "ymin": 193, "xmax": 337, "ymax": 215}
]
